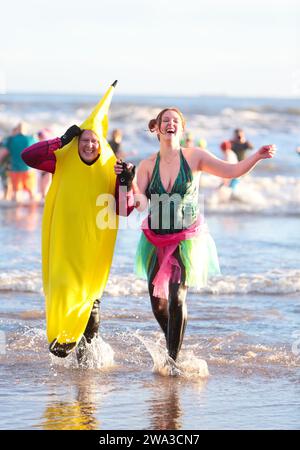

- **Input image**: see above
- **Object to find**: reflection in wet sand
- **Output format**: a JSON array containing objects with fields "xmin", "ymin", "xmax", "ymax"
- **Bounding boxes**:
[
  {"xmin": 146, "ymin": 377, "xmax": 207, "ymax": 430},
  {"xmin": 40, "ymin": 374, "xmax": 100, "ymax": 430},
  {"xmin": 1, "ymin": 203, "xmax": 41, "ymax": 232},
  {"xmin": 42, "ymin": 400, "xmax": 99, "ymax": 430}
]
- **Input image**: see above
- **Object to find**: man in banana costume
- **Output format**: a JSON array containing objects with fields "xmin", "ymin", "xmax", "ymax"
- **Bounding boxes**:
[{"xmin": 22, "ymin": 81, "xmax": 135, "ymax": 365}]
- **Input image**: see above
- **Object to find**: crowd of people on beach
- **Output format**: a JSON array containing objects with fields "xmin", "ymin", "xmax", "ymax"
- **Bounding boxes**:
[{"xmin": 0, "ymin": 117, "xmax": 261, "ymax": 204}]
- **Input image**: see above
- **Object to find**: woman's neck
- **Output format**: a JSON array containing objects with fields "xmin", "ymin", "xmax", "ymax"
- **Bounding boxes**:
[{"xmin": 159, "ymin": 141, "xmax": 181, "ymax": 159}]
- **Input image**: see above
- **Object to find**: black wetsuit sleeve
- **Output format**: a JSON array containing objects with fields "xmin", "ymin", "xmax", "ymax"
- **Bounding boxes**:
[{"xmin": 114, "ymin": 178, "xmax": 135, "ymax": 217}]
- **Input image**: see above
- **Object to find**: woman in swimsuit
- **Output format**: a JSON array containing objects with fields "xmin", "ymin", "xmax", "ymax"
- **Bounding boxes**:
[{"xmin": 115, "ymin": 107, "xmax": 276, "ymax": 366}]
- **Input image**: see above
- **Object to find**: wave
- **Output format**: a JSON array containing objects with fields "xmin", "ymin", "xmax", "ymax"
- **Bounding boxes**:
[
  {"xmin": 0, "ymin": 270, "xmax": 42, "ymax": 293},
  {"xmin": 1, "ymin": 94, "xmax": 300, "ymax": 140},
  {"xmin": 1, "ymin": 102, "xmax": 299, "ymax": 132},
  {"xmin": 105, "ymin": 269, "xmax": 300, "ymax": 296},
  {"xmin": 1, "ymin": 92, "xmax": 300, "ymax": 112},
  {"xmin": 1, "ymin": 268, "xmax": 300, "ymax": 296},
  {"xmin": 202, "ymin": 175, "xmax": 300, "ymax": 215}
]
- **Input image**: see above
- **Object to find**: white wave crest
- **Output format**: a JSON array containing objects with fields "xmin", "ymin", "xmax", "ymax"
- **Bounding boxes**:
[
  {"xmin": 105, "ymin": 270, "xmax": 300, "ymax": 296},
  {"xmin": 0, "ymin": 270, "xmax": 42, "ymax": 293},
  {"xmin": 1, "ymin": 268, "xmax": 300, "ymax": 296},
  {"xmin": 200, "ymin": 269, "xmax": 300, "ymax": 295},
  {"xmin": 203, "ymin": 175, "xmax": 300, "ymax": 215}
]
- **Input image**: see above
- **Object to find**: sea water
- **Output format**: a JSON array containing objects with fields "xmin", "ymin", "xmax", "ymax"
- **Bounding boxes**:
[{"xmin": 0, "ymin": 93, "xmax": 299, "ymax": 430}]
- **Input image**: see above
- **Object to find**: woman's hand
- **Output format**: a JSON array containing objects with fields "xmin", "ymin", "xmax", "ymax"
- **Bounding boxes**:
[{"xmin": 257, "ymin": 144, "xmax": 276, "ymax": 160}]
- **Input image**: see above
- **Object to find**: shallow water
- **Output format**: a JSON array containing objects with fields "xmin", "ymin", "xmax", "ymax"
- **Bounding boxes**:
[{"xmin": 1, "ymin": 290, "xmax": 299, "ymax": 430}]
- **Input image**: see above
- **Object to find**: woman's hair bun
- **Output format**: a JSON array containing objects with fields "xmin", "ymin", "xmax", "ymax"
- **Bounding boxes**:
[{"xmin": 148, "ymin": 119, "xmax": 157, "ymax": 132}]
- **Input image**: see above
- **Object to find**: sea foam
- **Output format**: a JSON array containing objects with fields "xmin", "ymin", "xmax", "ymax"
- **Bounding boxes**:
[{"xmin": 2, "ymin": 268, "xmax": 299, "ymax": 297}]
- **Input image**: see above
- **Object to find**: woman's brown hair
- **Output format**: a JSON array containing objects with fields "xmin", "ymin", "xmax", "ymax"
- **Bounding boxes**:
[{"xmin": 148, "ymin": 108, "xmax": 186, "ymax": 140}]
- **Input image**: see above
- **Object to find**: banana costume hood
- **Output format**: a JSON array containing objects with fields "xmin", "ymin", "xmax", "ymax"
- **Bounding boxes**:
[{"xmin": 42, "ymin": 81, "xmax": 118, "ymax": 355}]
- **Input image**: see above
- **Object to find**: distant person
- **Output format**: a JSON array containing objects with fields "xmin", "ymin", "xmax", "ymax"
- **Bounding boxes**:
[
  {"xmin": 221, "ymin": 129, "xmax": 253, "ymax": 161},
  {"xmin": 220, "ymin": 140, "xmax": 239, "ymax": 192},
  {"xmin": 197, "ymin": 138, "xmax": 207, "ymax": 150},
  {"xmin": 109, "ymin": 129, "xmax": 125, "ymax": 159},
  {"xmin": 37, "ymin": 128, "xmax": 53, "ymax": 199},
  {"xmin": 182, "ymin": 132, "xmax": 194, "ymax": 148},
  {"xmin": 0, "ymin": 137, "xmax": 12, "ymax": 200},
  {"xmin": 0, "ymin": 123, "xmax": 37, "ymax": 201},
  {"xmin": 296, "ymin": 147, "xmax": 300, "ymax": 156},
  {"xmin": 181, "ymin": 133, "xmax": 208, "ymax": 151}
]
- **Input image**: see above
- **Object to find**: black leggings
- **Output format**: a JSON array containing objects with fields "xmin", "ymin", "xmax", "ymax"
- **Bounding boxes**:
[
  {"xmin": 82, "ymin": 299, "xmax": 101, "ymax": 343},
  {"xmin": 148, "ymin": 248, "xmax": 188, "ymax": 361},
  {"xmin": 76, "ymin": 299, "xmax": 101, "ymax": 364}
]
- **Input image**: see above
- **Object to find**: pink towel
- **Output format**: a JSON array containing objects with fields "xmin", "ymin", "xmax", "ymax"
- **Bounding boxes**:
[{"xmin": 142, "ymin": 216, "xmax": 203, "ymax": 299}]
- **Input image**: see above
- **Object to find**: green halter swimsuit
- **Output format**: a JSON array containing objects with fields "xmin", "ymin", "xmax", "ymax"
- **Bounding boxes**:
[{"xmin": 146, "ymin": 149, "xmax": 199, "ymax": 234}]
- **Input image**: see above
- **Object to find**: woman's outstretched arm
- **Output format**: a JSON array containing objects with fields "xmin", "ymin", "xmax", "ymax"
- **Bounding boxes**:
[{"xmin": 198, "ymin": 145, "xmax": 276, "ymax": 178}]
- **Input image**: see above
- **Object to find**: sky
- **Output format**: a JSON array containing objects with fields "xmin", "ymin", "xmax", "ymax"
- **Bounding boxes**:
[{"xmin": 0, "ymin": 0, "xmax": 299, "ymax": 97}]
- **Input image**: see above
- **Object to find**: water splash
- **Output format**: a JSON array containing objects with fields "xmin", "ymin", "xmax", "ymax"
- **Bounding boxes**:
[
  {"xmin": 50, "ymin": 336, "xmax": 115, "ymax": 371},
  {"xmin": 134, "ymin": 331, "xmax": 209, "ymax": 379}
]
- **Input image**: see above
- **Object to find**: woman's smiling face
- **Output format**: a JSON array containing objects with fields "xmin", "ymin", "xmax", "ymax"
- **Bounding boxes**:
[{"xmin": 159, "ymin": 110, "xmax": 184, "ymax": 142}]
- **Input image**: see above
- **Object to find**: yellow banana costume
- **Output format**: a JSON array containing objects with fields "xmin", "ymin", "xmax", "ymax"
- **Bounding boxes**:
[{"xmin": 42, "ymin": 82, "xmax": 118, "ymax": 356}]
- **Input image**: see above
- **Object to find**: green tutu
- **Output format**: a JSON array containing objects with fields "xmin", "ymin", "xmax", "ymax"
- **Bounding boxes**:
[{"xmin": 135, "ymin": 230, "xmax": 220, "ymax": 288}]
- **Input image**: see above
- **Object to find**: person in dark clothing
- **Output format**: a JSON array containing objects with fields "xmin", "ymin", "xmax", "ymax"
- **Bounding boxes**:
[{"xmin": 221, "ymin": 129, "xmax": 253, "ymax": 162}]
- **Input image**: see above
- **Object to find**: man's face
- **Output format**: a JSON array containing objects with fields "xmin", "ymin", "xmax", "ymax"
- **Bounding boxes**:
[
  {"xmin": 235, "ymin": 130, "xmax": 245, "ymax": 141},
  {"xmin": 78, "ymin": 130, "xmax": 100, "ymax": 163}
]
